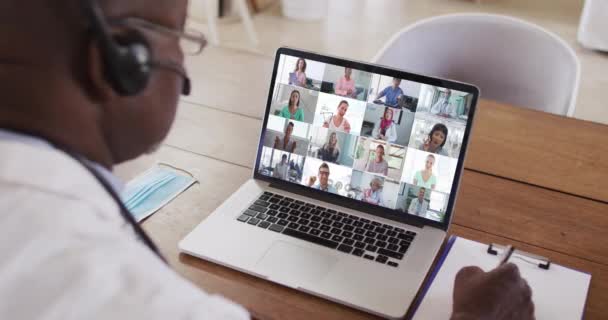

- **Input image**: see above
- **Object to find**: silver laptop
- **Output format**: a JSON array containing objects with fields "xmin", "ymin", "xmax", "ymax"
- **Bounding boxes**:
[{"xmin": 180, "ymin": 47, "xmax": 479, "ymax": 319}]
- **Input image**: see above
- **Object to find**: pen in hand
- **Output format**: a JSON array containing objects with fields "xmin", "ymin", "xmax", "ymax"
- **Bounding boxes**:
[{"xmin": 497, "ymin": 245, "xmax": 515, "ymax": 267}]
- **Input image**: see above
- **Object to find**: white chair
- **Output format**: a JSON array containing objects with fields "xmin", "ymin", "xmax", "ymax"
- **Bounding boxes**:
[{"xmin": 372, "ymin": 14, "xmax": 580, "ymax": 116}]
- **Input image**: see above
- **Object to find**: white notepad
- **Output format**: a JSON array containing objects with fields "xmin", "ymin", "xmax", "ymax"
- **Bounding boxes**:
[{"xmin": 411, "ymin": 236, "xmax": 591, "ymax": 320}]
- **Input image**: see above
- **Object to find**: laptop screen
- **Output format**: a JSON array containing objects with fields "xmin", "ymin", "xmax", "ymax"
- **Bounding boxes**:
[{"xmin": 255, "ymin": 48, "xmax": 478, "ymax": 228}]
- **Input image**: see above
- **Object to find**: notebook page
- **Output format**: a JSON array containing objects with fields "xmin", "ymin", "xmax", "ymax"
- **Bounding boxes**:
[
  {"xmin": 412, "ymin": 237, "xmax": 499, "ymax": 320},
  {"xmin": 509, "ymin": 251, "xmax": 591, "ymax": 319}
]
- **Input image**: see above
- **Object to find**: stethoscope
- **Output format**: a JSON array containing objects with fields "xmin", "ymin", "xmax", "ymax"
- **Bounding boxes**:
[{"xmin": 1, "ymin": 127, "xmax": 167, "ymax": 264}]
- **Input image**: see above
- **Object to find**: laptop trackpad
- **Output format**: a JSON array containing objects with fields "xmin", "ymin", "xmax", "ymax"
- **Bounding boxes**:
[{"xmin": 255, "ymin": 241, "xmax": 337, "ymax": 287}]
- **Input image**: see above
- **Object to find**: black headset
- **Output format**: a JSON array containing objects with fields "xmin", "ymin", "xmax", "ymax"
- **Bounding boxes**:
[{"xmin": 82, "ymin": 0, "xmax": 190, "ymax": 96}]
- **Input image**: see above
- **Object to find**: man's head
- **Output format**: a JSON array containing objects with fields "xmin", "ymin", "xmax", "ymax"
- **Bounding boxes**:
[
  {"xmin": 281, "ymin": 154, "xmax": 287, "ymax": 164},
  {"xmin": 375, "ymin": 145, "xmax": 385, "ymax": 161},
  {"xmin": 318, "ymin": 162, "xmax": 330, "ymax": 187},
  {"xmin": 285, "ymin": 122, "xmax": 294, "ymax": 137},
  {"xmin": 392, "ymin": 77, "xmax": 401, "ymax": 88},
  {"xmin": 418, "ymin": 187, "xmax": 426, "ymax": 201},
  {"xmin": 0, "ymin": 0, "xmax": 195, "ymax": 167}
]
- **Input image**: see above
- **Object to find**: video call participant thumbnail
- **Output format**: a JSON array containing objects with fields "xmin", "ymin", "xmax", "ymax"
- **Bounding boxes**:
[
  {"xmin": 430, "ymin": 88, "xmax": 457, "ymax": 118},
  {"xmin": 274, "ymin": 121, "xmax": 297, "ymax": 153},
  {"xmin": 366, "ymin": 144, "xmax": 389, "ymax": 176},
  {"xmin": 306, "ymin": 162, "xmax": 336, "ymax": 193},
  {"xmin": 334, "ymin": 67, "xmax": 356, "ymax": 98},
  {"xmin": 375, "ymin": 77, "xmax": 404, "ymax": 107},
  {"xmin": 371, "ymin": 107, "xmax": 398, "ymax": 143},
  {"xmin": 361, "ymin": 177, "xmax": 384, "ymax": 206},
  {"xmin": 279, "ymin": 89, "xmax": 304, "ymax": 121},
  {"xmin": 290, "ymin": 58, "xmax": 307, "ymax": 88},
  {"xmin": 272, "ymin": 154, "xmax": 289, "ymax": 180},
  {"xmin": 319, "ymin": 131, "xmax": 341, "ymax": 163},
  {"xmin": 408, "ymin": 187, "xmax": 428, "ymax": 217},
  {"xmin": 413, "ymin": 154, "xmax": 437, "ymax": 190},
  {"xmin": 419, "ymin": 123, "xmax": 449, "ymax": 156},
  {"xmin": 323, "ymin": 100, "xmax": 351, "ymax": 133}
]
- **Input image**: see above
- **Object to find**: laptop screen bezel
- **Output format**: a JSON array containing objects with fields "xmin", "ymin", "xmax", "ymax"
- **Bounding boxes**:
[{"xmin": 253, "ymin": 47, "xmax": 479, "ymax": 231}]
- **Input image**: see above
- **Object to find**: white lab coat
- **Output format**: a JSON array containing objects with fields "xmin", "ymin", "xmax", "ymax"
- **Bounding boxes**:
[
  {"xmin": 0, "ymin": 140, "xmax": 249, "ymax": 320},
  {"xmin": 371, "ymin": 119, "xmax": 397, "ymax": 143}
]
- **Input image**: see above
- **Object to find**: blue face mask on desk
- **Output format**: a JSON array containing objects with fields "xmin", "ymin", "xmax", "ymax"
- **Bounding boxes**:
[{"xmin": 121, "ymin": 165, "xmax": 197, "ymax": 222}]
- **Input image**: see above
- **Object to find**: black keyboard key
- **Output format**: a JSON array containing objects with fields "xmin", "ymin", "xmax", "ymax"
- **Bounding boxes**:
[
  {"xmin": 376, "ymin": 255, "xmax": 388, "ymax": 264},
  {"xmin": 376, "ymin": 241, "xmax": 387, "ymax": 248},
  {"xmin": 343, "ymin": 238, "xmax": 355, "ymax": 246},
  {"xmin": 400, "ymin": 240, "xmax": 412, "ymax": 246},
  {"xmin": 267, "ymin": 216, "xmax": 278, "ymax": 223},
  {"xmin": 256, "ymin": 213, "xmax": 268, "ymax": 220},
  {"xmin": 365, "ymin": 231, "xmax": 377, "ymax": 238},
  {"xmin": 386, "ymin": 230, "xmax": 397, "ymax": 237},
  {"xmin": 279, "ymin": 200, "xmax": 290, "ymax": 206},
  {"xmin": 269, "ymin": 204, "xmax": 280, "ymax": 210},
  {"xmin": 272, "ymin": 194, "xmax": 284, "ymax": 199},
  {"xmin": 310, "ymin": 209, "xmax": 321, "ymax": 215},
  {"xmin": 263, "ymin": 191, "xmax": 273, "ymax": 196},
  {"xmin": 305, "ymin": 203, "xmax": 316, "ymax": 208},
  {"xmin": 331, "ymin": 215, "xmax": 342, "ymax": 222},
  {"xmin": 289, "ymin": 204, "xmax": 301, "ymax": 210},
  {"xmin": 249, "ymin": 205, "xmax": 267, "ymax": 213},
  {"xmin": 337, "ymin": 244, "xmax": 353, "ymax": 253},
  {"xmin": 343, "ymin": 218, "xmax": 354, "ymax": 225},
  {"xmin": 363, "ymin": 224, "xmax": 375, "ymax": 230},
  {"xmin": 354, "ymin": 241, "xmax": 366, "ymax": 249},
  {"xmin": 279, "ymin": 207, "xmax": 290, "ymax": 213},
  {"xmin": 330, "ymin": 228, "xmax": 342, "ymax": 235},
  {"xmin": 311, "ymin": 215, "xmax": 322, "ymax": 222},
  {"xmin": 376, "ymin": 234, "xmax": 388, "ymax": 241},
  {"xmin": 288, "ymin": 216, "xmax": 299, "ymax": 222},
  {"xmin": 343, "ymin": 225, "xmax": 354, "ymax": 232},
  {"xmin": 283, "ymin": 228, "xmax": 339, "ymax": 249},
  {"xmin": 375, "ymin": 227, "xmax": 386, "ymax": 234},
  {"xmin": 277, "ymin": 219, "xmax": 288, "ymax": 226},
  {"xmin": 320, "ymin": 225, "xmax": 331, "ymax": 232},
  {"xmin": 244, "ymin": 210, "xmax": 257, "ymax": 217},
  {"xmin": 354, "ymin": 234, "xmax": 364, "ymax": 241},
  {"xmin": 354, "ymin": 228, "xmax": 365, "ymax": 234},
  {"xmin": 331, "ymin": 235, "xmax": 344, "ymax": 242},
  {"xmin": 298, "ymin": 225, "xmax": 311, "ymax": 233},
  {"xmin": 337, "ymin": 212, "xmax": 347, "ymax": 217},
  {"xmin": 387, "ymin": 261, "xmax": 399, "ymax": 267},
  {"xmin": 269, "ymin": 224, "xmax": 284, "ymax": 232},
  {"xmin": 371, "ymin": 221, "xmax": 381, "ymax": 226},
  {"xmin": 283, "ymin": 197, "xmax": 294, "ymax": 202},
  {"xmin": 364, "ymin": 237, "xmax": 376, "ymax": 244},
  {"xmin": 321, "ymin": 218, "xmax": 332, "ymax": 225},
  {"xmin": 326, "ymin": 209, "xmax": 337, "ymax": 214},
  {"xmin": 300, "ymin": 207, "xmax": 311, "ymax": 213},
  {"xmin": 254, "ymin": 200, "xmax": 270, "ymax": 207},
  {"xmin": 321, "ymin": 212, "xmax": 331, "ymax": 218},
  {"xmin": 387, "ymin": 243, "xmax": 399, "ymax": 251},
  {"xmin": 383, "ymin": 224, "xmax": 393, "ymax": 230},
  {"xmin": 350, "ymin": 215, "xmax": 359, "ymax": 220},
  {"xmin": 320, "ymin": 232, "xmax": 331, "ymax": 239},
  {"xmin": 237, "ymin": 214, "xmax": 249, "ymax": 222},
  {"xmin": 363, "ymin": 254, "xmax": 374, "ymax": 260},
  {"xmin": 353, "ymin": 221, "xmax": 364, "ymax": 227},
  {"xmin": 360, "ymin": 218, "xmax": 370, "ymax": 223},
  {"xmin": 278, "ymin": 212, "xmax": 288, "ymax": 219},
  {"xmin": 301, "ymin": 213, "xmax": 311, "ymax": 219},
  {"xmin": 310, "ymin": 229, "xmax": 321, "ymax": 236},
  {"xmin": 341, "ymin": 231, "xmax": 353, "ymax": 238},
  {"xmin": 332, "ymin": 222, "xmax": 344, "ymax": 229},
  {"xmin": 268, "ymin": 198, "xmax": 280, "ymax": 204},
  {"xmin": 378, "ymin": 248, "xmax": 404, "ymax": 260},
  {"xmin": 309, "ymin": 222, "xmax": 320, "ymax": 229},
  {"xmin": 295, "ymin": 200, "xmax": 304, "ymax": 205},
  {"xmin": 394, "ymin": 227, "xmax": 404, "ymax": 233},
  {"xmin": 248, "ymin": 218, "xmax": 260, "ymax": 225},
  {"xmin": 267, "ymin": 210, "xmax": 278, "ymax": 216},
  {"xmin": 397, "ymin": 233, "xmax": 414, "ymax": 241},
  {"xmin": 288, "ymin": 222, "xmax": 300, "ymax": 229},
  {"xmin": 388, "ymin": 237, "xmax": 399, "ymax": 244},
  {"xmin": 352, "ymin": 248, "xmax": 365, "ymax": 257},
  {"xmin": 258, "ymin": 221, "xmax": 271, "ymax": 229},
  {"xmin": 398, "ymin": 245, "xmax": 409, "ymax": 254},
  {"xmin": 290, "ymin": 210, "xmax": 302, "ymax": 217},
  {"xmin": 298, "ymin": 218, "xmax": 310, "ymax": 225},
  {"xmin": 406, "ymin": 231, "xmax": 417, "ymax": 236},
  {"xmin": 366, "ymin": 244, "xmax": 378, "ymax": 252}
]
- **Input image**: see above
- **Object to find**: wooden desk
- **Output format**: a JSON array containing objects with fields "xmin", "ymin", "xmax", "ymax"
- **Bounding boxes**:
[{"xmin": 116, "ymin": 99, "xmax": 608, "ymax": 320}]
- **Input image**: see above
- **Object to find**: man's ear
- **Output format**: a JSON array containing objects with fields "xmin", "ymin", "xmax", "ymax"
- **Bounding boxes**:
[{"xmin": 85, "ymin": 39, "xmax": 117, "ymax": 102}]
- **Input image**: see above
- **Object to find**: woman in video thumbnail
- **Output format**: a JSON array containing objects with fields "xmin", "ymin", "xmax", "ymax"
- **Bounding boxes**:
[
  {"xmin": 372, "ymin": 107, "xmax": 397, "ymax": 143},
  {"xmin": 319, "ymin": 131, "xmax": 341, "ymax": 163},
  {"xmin": 362, "ymin": 177, "xmax": 384, "ymax": 206},
  {"xmin": 419, "ymin": 123, "xmax": 449, "ymax": 156},
  {"xmin": 279, "ymin": 90, "xmax": 304, "ymax": 121},
  {"xmin": 323, "ymin": 100, "xmax": 351, "ymax": 133},
  {"xmin": 366, "ymin": 144, "xmax": 389, "ymax": 176},
  {"xmin": 335, "ymin": 67, "xmax": 356, "ymax": 98},
  {"xmin": 274, "ymin": 121, "xmax": 297, "ymax": 153},
  {"xmin": 290, "ymin": 58, "xmax": 308, "ymax": 87},
  {"xmin": 413, "ymin": 154, "xmax": 437, "ymax": 190}
]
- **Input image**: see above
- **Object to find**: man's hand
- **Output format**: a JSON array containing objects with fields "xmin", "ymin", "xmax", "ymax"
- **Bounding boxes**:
[
  {"xmin": 307, "ymin": 176, "xmax": 317, "ymax": 187},
  {"xmin": 451, "ymin": 263, "xmax": 534, "ymax": 320}
]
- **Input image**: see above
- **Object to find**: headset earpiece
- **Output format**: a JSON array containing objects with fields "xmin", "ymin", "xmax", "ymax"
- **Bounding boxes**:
[{"xmin": 83, "ymin": 0, "xmax": 151, "ymax": 96}]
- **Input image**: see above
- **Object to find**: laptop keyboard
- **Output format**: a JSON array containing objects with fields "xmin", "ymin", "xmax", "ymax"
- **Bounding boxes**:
[{"xmin": 236, "ymin": 192, "xmax": 417, "ymax": 268}]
